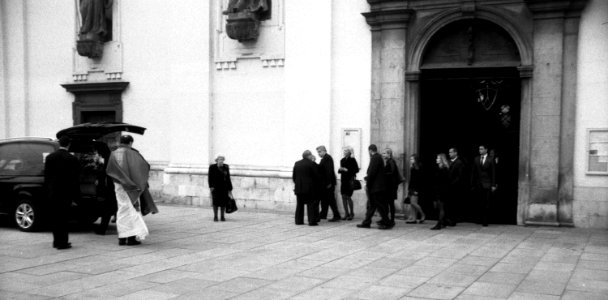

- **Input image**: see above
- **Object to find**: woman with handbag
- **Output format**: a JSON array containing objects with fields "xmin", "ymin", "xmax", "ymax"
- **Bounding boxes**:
[
  {"xmin": 405, "ymin": 154, "xmax": 426, "ymax": 224},
  {"xmin": 338, "ymin": 146, "xmax": 359, "ymax": 220},
  {"xmin": 208, "ymin": 154, "xmax": 234, "ymax": 222}
]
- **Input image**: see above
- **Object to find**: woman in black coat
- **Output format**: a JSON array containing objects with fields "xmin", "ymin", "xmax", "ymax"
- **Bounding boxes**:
[
  {"xmin": 208, "ymin": 154, "xmax": 233, "ymax": 222},
  {"xmin": 338, "ymin": 147, "xmax": 359, "ymax": 220},
  {"xmin": 382, "ymin": 148, "xmax": 404, "ymax": 227},
  {"xmin": 405, "ymin": 154, "xmax": 426, "ymax": 224},
  {"xmin": 431, "ymin": 153, "xmax": 450, "ymax": 230}
]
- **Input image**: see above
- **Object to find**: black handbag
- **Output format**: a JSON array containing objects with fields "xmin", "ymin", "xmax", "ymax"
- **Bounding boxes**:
[
  {"xmin": 226, "ymin": 197, "xmax": 238, "ymax": 214},
  {"xmin": 352, "ymin": 178, "xmax": 362, "ymax": 190}
]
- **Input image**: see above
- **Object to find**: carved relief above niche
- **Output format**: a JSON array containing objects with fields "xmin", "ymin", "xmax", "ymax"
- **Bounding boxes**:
[
  {"xmin": 72, "ymin": 0, "xmax": 123, "ymax": 82},
  {"xmin": 215, "ymin": 0, "xmax": 285, "ymax": 71}
]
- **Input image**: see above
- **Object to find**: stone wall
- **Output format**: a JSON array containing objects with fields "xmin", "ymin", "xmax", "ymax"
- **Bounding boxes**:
[{"xmin": 148, "ymin": 166, "xmax": 398, "ymax": 218}]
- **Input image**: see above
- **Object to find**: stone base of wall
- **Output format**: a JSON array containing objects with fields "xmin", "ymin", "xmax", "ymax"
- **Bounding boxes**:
[
  {"xmin": 573, "ymin": 186, "xmax": 608, "ymax": 228},
  {"xmin": 148, "ymin": 165, "xmax": 407, "ymax": 218}
]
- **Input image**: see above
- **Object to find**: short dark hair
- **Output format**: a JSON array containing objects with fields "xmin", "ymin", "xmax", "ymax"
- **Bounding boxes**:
[
  {"xmin": 302, "ymin": 150, "xmax": 312, "ymax": 159},
  {"xmin": 479, "ymin": 144, "xmax": 488, "ymax": 150},
  {"xmin": 449, "ymin": 147, "xmax": 458, "ymax": 154},
  {"xmin": 58, "ymin": 136, "xmax": 71, "ymax": 147},
  {"xmin": 120, "ymin": 135, "xmax": 134, "ymax": 145},
  {"xmin": 368, "ymin": 144, "xmax": 377, "ymax": 152}
]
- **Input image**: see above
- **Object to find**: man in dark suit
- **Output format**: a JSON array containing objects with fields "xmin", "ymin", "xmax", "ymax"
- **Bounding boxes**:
[
  {"xmin": 44, "ymin": 136, "xmax": 81, "ymax": 250},
  {"xmin": 357, "ymin": 144, "xmax": 391, "ymax": 229},
  {"xmin": 471, "ymin": 144, "xmax": 496, "ymax": 227},
  {"xmin": 447, "ymin": 147, "xmax": 466, "ymax": 226},
  {"xmin": 317, "ymin": 145, "xmax": 341, "ymax": 222},
  {"xmin": 292, "ymin": 150, "xmax": 320, "ymax": 226}
]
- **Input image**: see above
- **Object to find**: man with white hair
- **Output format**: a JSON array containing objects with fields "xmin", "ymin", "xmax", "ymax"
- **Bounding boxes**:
[{"xmin": 317, "ymin": 145, "xmax": 342, "ymax": 222}]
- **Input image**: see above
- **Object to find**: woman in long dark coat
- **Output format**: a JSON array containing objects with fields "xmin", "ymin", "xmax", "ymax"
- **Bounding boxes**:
[
  {"xmin": 208, "ymin": 154, "xmax": 233, "ymax": 222},
  {"xmin": 338, "ymin": 146, "xmax": 359, "ymax": 220},
  {"xmin": 382, "ymin": 148, "xmax": 404, "ymax": 227},
  {"xmin": 431, "ymin": 153, "xmax": 450, "ymax": 230}
]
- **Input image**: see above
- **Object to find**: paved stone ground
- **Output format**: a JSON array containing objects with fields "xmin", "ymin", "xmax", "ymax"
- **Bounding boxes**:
[{"xmin": 1, "ymin": 205, "xmax": 607, "ymax": 300}]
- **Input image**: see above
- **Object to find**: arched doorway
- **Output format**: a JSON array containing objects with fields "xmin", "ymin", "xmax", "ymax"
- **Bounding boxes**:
[{"xmin": 418, "ymin": 19, "xmax": 521, "ymax": 224}]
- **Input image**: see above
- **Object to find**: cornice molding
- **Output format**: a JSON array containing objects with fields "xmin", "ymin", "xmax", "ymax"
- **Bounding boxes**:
[
  {"xmin": 61, "ymin": 81, "xmax": 130, "ymax": 94},
  {"xmin": 525, "ymin": 0, "xmax": 588, "ymax": 18}
]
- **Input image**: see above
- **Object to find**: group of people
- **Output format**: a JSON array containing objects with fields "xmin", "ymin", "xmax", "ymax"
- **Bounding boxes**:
[
  {"xmin": 292, "ymin": 146, "xmax": 357, "ymax": 226},
  {"xmin": 45, "ymin": 135, "xmax": 157, "ymax": 250},
  {"xmin": 429, "ymin": 145, "xmax": 497, "ymax": 229},
  {"xmin": 292, "ymin": 143, "xmax": 497, "ymax": 230}
]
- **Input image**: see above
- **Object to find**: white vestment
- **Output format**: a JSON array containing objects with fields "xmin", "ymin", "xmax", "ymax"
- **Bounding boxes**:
[{"xmin": 115, "ymin": 184, "xmax": 149, "ymax": 240}]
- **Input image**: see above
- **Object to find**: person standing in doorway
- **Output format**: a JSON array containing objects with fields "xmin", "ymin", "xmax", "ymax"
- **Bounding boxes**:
[
  {"xmin": 44, "ymin": 136, "xmax": 81, "ymax": 250},
  {"xmin": 317, "ymin": 146, "xmax": 341, "ymax": 222},
  {"xmin": 357, "ymin": 144, "xmax": 391, "ymax": 230},
  {"xmin": 338, "ymin": 146, "xmax": 359, "ymax": 221},
  {"xmin": 405, "ymin": 154, "xmax": 426, "ymax": 224},
  {"xmin": 382, "ymin": 148, "xmax": 404, "ymax": 228},
  {"xmin": 447, "ymin": 147, "xmax": 466, "ymax": 226},
  {"xmin": 208, "ymin": 154, "xmax": 234, "ymax": 222},
  {"xmin": 431, "ymin": 153, "xmax": 450, "ymax": 230},
  {"xmin": 471, "ymin": 144, "xmax": 496, "ymax": 227},
  {"xmin": 106, "ymin": 135, "xmax": 158, "ymax": 246},
  {"xmin": 292, "ymin": 150, "xmax": 320, "ymax": 226}
]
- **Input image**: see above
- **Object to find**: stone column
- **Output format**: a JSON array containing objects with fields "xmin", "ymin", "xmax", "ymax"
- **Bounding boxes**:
[
  {"xmin": 363, "ymin": 5, "xmax": 413, "ymax": 167},
  {"xmin": 525, "ymin": 0, "xmax": 587, "ymax": 226}
]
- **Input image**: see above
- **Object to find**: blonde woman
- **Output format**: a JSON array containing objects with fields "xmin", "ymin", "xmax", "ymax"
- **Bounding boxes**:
[
  {"xmin": 431, "ymin": 153, "xmax": 450, "ymax": 230},
  {"xmin": 405, "ymin": 154, "xmax": 426, "ymax": 224},
  {"xmin": 338, "ymin": 146, "xmax": 359, "ymax": 220}
]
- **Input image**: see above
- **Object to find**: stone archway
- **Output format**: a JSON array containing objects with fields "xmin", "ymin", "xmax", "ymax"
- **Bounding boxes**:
[{"xmin": 364, "ymin": 0, "xmax": 587, "ymax": 226}]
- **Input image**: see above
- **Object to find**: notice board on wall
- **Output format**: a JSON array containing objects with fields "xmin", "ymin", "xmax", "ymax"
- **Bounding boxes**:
[{"xmin": 588, "ymin": 129, "xmax": 608, "ymax": 175}]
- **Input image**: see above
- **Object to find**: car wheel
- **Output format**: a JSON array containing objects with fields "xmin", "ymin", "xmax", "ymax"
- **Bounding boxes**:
[{"xmin": 15, "ymin": 199, "xmax": 38, "ymax": 232}]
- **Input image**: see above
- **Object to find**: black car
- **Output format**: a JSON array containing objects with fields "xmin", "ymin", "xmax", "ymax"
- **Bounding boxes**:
[{"xmin": 0, "ymin": 122, "xmax": 145, "ymax": 231}]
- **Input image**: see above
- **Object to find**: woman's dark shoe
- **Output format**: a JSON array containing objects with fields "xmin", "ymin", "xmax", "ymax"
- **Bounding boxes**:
[
  {"xmin": 126, "ymin": 236, "xmax": 141, "ymax": 246},
  {"xmin": 347, "ymin": 213, "xmax": 354, "ymax": 221},
  {"xmin": 118, "ymin": 238, "xmax": 127, "ymax": 246},
  {"xmin": 214, "ymin": 216, "xmax": 218, "ymax": 222},
  {"xmin": 221, "ymin": 217, "xmax": 226, "ymax": 222},
  {"xmin": 419, "ymin": 217, "xmax": 426, "ymax": 224}
]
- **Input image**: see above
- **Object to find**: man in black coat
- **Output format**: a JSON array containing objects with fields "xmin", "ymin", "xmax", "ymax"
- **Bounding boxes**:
[
  {"xmin": 471, "ymin": 144, "xmax": 496, "ymax": 227},
  {"xmin": 292, "ymin": 150, "xmax": 320, "ymax": 226},
  {"xmin": 447, "ymin": 147, "xmax": 466, "ymax": 226},
  {"xmin": 316, "ymin": 145, "xmax": 341, "ymax": 222},
  {"xmin": 44, "ymin": 136, "xmax": 81, "ymax": 250},
  {"xmin": 357, "ymin": 144, "xmax": 391, "ymax": 229}
]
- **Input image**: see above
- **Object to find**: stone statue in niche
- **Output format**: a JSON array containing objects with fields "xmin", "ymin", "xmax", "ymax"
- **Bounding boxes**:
[
  {"xmin": 223, "ymin": 0, "xmax": 270, "ymax": 42},
  {"xmin": 77, "ymin": 0, "xmax": 113, "ymax": 59}
]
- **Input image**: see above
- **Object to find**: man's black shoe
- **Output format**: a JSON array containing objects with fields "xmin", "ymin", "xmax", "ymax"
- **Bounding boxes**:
[
  {"xmin": 356, "ymin": 223, "xmax": 371, "ymax": 228},
  {"xmin": 118, "ymin": 238, "xmax": 127, "ymax": 246},
  {"xmin": 309, "ymin": 223, "xmax": 318, "ymax": 226},
  {"xmin": 328, "ymin": 218, "xmax": 340, "ymax": 222},
  {"xmin": 126, "ymin": 237, "xmax": 141, "ymax": 246},
  {"xmin": 55, "ymin": 243, "xmax": 71, "ymax": 250},
  {"xmin": 378, "ymin": 224, "xmax": 390, "ymax": 230}
]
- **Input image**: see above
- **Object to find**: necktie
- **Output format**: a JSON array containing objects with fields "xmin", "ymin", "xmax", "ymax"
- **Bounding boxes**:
[{"xmin": 482, "ymin": 155, "xmax": 485, "ymax": 165}]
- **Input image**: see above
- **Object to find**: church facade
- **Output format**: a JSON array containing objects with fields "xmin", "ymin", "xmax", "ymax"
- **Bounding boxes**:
[{"xmin": 1, "ymin": 0, "xmax": 607, "ymax": 227}]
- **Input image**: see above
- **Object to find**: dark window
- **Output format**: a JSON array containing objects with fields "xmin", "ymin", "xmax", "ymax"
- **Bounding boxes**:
[{"xmin": 0, "ymin": 143, "xmax": 56, "ymax": 176}]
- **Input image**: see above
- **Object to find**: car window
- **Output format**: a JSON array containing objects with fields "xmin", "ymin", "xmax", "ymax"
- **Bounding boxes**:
[{"xmin": 0, "ymin": 142, "xmax": 56, "ymax": 176}]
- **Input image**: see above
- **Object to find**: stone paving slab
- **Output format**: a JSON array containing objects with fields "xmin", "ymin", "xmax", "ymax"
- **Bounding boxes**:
[{"xmin": 1, "ymin": 205, "xmax": 607, "ymax": 299}]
